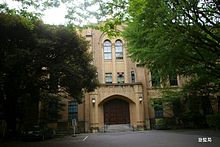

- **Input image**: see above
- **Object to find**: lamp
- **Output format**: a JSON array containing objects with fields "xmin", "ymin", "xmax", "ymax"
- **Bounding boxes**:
[
  {"xmin": 139, "ymin": 96, "xmax": 143, "ymax": 102},
  {"xmin": 92, "ymin": 97, "xmax": 96, "ymax": 104}
]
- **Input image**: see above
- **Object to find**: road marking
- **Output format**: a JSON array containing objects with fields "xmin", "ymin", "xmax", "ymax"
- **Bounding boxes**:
[{"xmin": 83, "ymin": 136, "xmax": 88, "ymax": 141}]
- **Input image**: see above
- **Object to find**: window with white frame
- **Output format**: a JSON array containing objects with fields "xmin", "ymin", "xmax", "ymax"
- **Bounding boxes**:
[
  {"xmin": 115, "ymin": 40, "xmax": 123, "ymax": 60},
  {"xmin": 105, "ymin": 73, "xmax": 112, "ymax": 84},
  {"xmin": 117, "ymin": 72, "xmax": 125, "ymax": 83},
  {"xmin": 103, "ymin": 40, "xmax": 112, "ymax": 60}
]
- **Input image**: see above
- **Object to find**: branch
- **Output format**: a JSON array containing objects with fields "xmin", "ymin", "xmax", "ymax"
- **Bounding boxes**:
[{"xmin": 181, "ymin": 0, "xmax": 220, "ymax": 44}]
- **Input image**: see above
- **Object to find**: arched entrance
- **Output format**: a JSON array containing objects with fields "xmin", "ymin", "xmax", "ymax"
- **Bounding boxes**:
[{"xmin": 104, "ymin": 99, "xmax": 130, "ymax": 125}]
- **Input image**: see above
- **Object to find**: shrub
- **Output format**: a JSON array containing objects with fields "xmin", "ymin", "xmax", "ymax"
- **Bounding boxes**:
[
  {"xmin": 181, "ymin": 112, "xmax": 207, "ymax": 128},
  {"xmin": 206, "ymin": 113, "xmax": 220, "ymax": 129},
  {"xmin": 154, "ymin": 118, "xmax": 174, "ymax": 129}
]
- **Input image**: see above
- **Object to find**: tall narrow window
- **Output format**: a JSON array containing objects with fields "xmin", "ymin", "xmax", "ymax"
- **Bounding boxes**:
[
  {"xmin": 105, "ymin": 73, "xmax": 112, "ymax": 84},
  {"xmin": 48, "ymin": 101, "xmax": 58, "ymax": 122},
  {"xmin": 117, "ymin": 72, "xmax": 124, "ymax": 83},
  {"xmin": 68, "ymin": 101, "xmax": 78, "ymax": 121},
  {"xmin": 151, "ymin": 71, "xmax": 160, "ymax": 87},
  {"xmin": 131, "ymin": 71, "xmax": 135, "ymax": 83},
  {"xmin": 154, "ymin": 101, "xmax": 163, "ymax": 118},
  {"xmin": 169, "ymin": 73, "xmax": 178, "ymax": 86},
  {"xmin": 115, "ymin": 40, "xmax": 123, "ymax": 60},
  {"xmin": 103, "ymin": 40, "xmax": 112, "ymax": 60}
]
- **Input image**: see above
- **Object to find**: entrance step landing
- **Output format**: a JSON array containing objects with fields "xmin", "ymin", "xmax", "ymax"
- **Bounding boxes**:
[{"xmin": 104, "ymin": 124, "xmax": 133, "ymax": 132}]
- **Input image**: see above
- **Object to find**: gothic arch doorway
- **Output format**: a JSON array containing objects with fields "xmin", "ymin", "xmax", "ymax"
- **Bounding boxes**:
[{"xmin": 104, "ymin": 99, "xmax": 130, "ymax": 125}]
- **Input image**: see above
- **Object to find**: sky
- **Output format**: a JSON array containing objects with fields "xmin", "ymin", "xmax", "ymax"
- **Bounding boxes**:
[
  {"xmin": 0, "ymin": 0, "xmax": 71, "ymax": 25},
  {"xmin": 42, "ymin": 3, "xmax": 67, "ymax": 25}
]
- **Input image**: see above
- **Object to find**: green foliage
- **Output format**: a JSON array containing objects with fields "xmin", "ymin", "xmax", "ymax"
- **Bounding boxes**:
[
  {"xmin": 162, "ymin": 90, "xmax": 185, "ymax": 116},
  {"xmin": 151, "ymin": 90, "xmax": 185, "ymax": 122},
  {"xmin": 154, "ymin": 118, "xmax": 168, "ymax": 129},
  {"xmin": 154, "ymin": 117, "xmax": 175, "ymax": 129},
  {"xmin": 183, "ymin": 75, "xmax": 220, "ymax": 96},
  {"xmin": 123, "ymin": 0, "xmax": 220, "ymax": 79},
  {"xmin": 123, "ymin": 1, "xmax": 220, "ymax": 118},
  {"xmin": 40, "ymin": 90, "xmax": 65, "ymax": 123},
  {"xmin": 0, "ymin": 13, "xmax": 98, "ymax": 131},
  {"xmin": 150, "ymin": 99, "xmax": 163, "ymax": 110},
  {"xmin": 97, "ymin": 20, "xmax": 123, "ymax": 37},
  {"xmin": 181, "ymin": 111, "xmax": 207, "ymax": 128},
  {"xmin": 63, "ymin": 0, "xmax": 129, "ymax": 32},
  {"xmin": 33, "ymin": 23, "xmax": 99, "ymax": 100},
  {"xmin": 206, "ymin": 113, "xmax": 220, "ymax": 129},
  {"xmin": 151, "ymin": 88, "xmax": 215, "ymax": 128},
  {"xmin": 0, "ymin": 2, "xmax": 41, "ymax": 21}
]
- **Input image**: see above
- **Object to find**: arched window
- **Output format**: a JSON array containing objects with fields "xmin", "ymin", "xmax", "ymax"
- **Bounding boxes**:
[
  {"xmin": 103, "ymin": 40, "xmax": 112, "ymax": 60},
  {"xmin": 115, "ymin": 40, "xmax": 123, "ymax": 60}
]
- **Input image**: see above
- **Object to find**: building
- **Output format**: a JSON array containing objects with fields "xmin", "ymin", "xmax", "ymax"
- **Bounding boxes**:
[
  {"xmin": 66, "ymin": 28, "xmax": 185, "ymax": 133},
  {"xmin": 54, "ymin": 28, "xmax": 220, "ymax": 133}
]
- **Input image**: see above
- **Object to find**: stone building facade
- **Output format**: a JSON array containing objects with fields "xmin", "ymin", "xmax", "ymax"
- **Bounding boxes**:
[{"xmin": 73, "ymin": 28, "xmax": 185, "ymax": 133}]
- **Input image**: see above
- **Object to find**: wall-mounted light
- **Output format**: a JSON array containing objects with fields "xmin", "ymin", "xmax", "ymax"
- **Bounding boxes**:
[
  {"xmin": 92, "ymin": 97, "xmax": 96, "ymax": 104},
  {"xmin": 139, "ymin": 96, "xmax": 143, "ymax": 102}
]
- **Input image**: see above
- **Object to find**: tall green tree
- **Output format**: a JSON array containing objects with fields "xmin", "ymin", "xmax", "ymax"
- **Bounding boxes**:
[
  {"xmin": 122, "ymin": 0, "xmax": 220, "ymax": 127},
  {"xmin": 0, "ymin": 13, "xmax": 37, "ymax": 134},
  {"xmin": 85, "ymin": 0, "xmax": 220, "ymax": 127},
  {"xmin": 124, "ymin": 0, "xmax": 220, "ymax": 79},
  {"xmin": 0, "ymin": 13, "xmax": 98, "ymax": 136}
]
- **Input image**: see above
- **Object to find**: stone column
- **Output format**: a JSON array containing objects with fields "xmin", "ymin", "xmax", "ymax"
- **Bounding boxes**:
[{"xmin": 89, "ymin": 93, "xmax": 99, "ymax": 132}]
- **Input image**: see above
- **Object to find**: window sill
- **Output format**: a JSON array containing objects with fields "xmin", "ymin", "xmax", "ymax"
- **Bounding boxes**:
[
  {"xmin": 116, "ymin": 59, "xmax": 124, "ymax": 62},
  {"xmin": 104, "ymin": 59, "xmax": 112, "ymax": 62}
]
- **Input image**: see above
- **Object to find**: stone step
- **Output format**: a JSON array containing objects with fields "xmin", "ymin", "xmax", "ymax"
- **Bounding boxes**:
[{"xmin": 104, "ymin": 124, "xmax": 133, "ymax": 132}]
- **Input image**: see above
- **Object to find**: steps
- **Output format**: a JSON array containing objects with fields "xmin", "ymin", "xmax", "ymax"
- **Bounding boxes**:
[{"xmin": 104, "ymin": 124, "xmax": 133, "ymax": 133}]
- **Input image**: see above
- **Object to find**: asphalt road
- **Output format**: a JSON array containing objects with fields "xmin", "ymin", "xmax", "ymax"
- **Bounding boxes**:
[{"xmin": 1, "ymin": 130, "xmax": 220, "ymax": 147}]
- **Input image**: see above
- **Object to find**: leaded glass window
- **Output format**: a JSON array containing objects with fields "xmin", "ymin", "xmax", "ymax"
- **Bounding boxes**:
[
  {"xmin": 103, "ymin": 40, "xmax": 112, "ymax": 60},
  {"xmin": 115, "ymin": 40, "xmax": 123, "ymax": 60}
]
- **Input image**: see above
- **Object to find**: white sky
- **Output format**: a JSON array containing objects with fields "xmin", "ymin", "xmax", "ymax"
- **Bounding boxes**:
[
  {"xmin": 42, "ymin": 3, "xmax": 67, "ymax": 25},
  {"xmin": 0, "ymin": 0, "xmax": 71, "ymax": 25}
]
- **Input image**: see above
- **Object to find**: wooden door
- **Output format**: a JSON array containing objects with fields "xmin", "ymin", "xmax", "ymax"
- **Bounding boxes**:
[{"xmin": 104, "ymin": 99, "xmax": 130, "ymax": 125}]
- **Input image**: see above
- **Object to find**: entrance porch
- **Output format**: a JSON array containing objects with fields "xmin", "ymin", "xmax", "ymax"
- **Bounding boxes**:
[{"xmin": 88, "ymin": 83, "xmax": 146, "ymax": 132}]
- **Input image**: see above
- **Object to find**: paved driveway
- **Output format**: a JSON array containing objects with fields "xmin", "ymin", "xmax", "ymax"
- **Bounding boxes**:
[{"xmin": 1, "ymin": 130, "xmax": 220, "ymax": 147}]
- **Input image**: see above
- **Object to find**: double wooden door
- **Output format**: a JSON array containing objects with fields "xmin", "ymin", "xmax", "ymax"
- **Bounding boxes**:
[{"xmin": 104, "ymin": 99, "xmax": 130, "ymax": 125}]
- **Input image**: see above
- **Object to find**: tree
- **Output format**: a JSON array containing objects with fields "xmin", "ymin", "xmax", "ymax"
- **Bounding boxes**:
[
  {"xmin": 34, "ymin": 22, "xmax": 99, "ymax": 100},
  {"xmin": 124, "ymin": 0, "xmax": 220, "ymax": 79},
  {"xmin": 121, "ymin": 0, "xmax": 220, "ymax": 128},
  {"xmin": 0, "ymin": 13, "xmax": 98, "ymax": 137},
  {"xmin": 0, "ymin": 0, "xmax": 130, "ymax": 33},
  {"xmin": 0, "ymin": 13, "xmax": 38, "ymax": 135}
]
